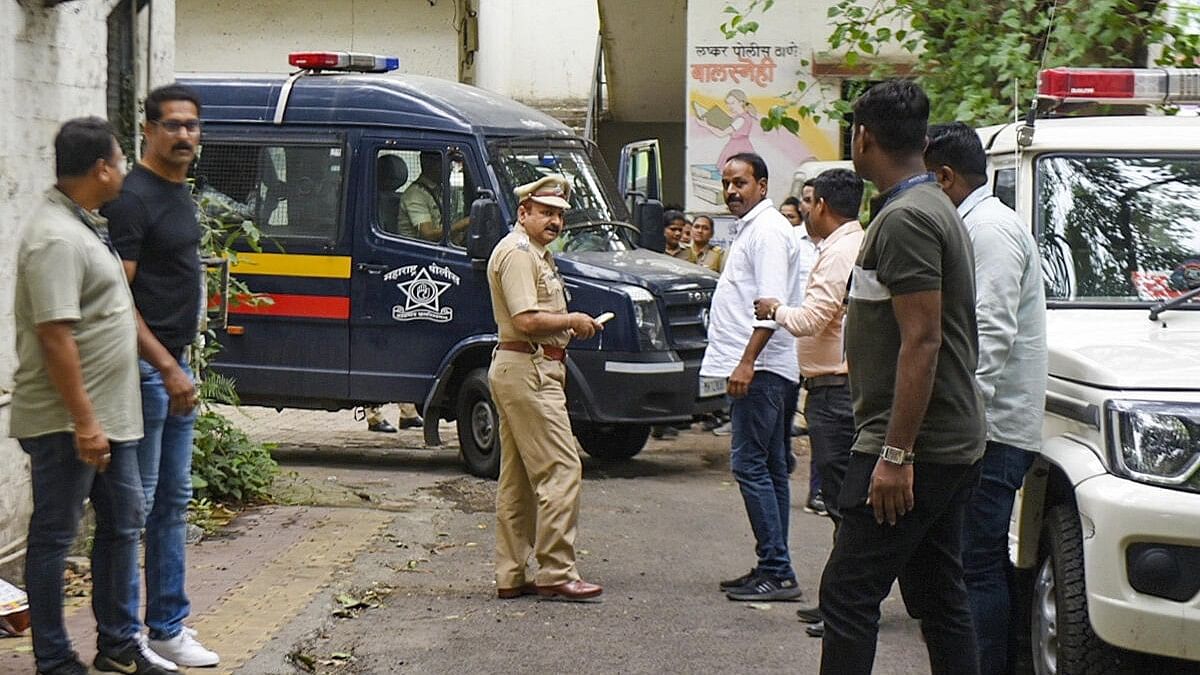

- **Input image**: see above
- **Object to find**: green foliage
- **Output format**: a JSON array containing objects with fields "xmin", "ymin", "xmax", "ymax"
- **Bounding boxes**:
[
  {"xmin": 724, "ymin": 0, "xmax": 1200, "ymax": 128},
  {"xmin": 192, "ymin": 407, "xmax": 278, "ymax": 503}
]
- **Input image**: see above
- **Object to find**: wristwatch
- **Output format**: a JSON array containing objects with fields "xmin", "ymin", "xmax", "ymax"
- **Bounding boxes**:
[
  {"xmin": 767, "ymin": 302, "xmax": 782, "ymax": 321},
  {"xmin": 880, "ymin": 444, "xmax": 915, "ymax": 465}
]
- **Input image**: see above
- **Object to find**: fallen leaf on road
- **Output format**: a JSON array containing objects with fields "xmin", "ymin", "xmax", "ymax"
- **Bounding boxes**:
[
  {"xmin": 465, "ymin": 542, "xmax": 478, "ymax": 547},
  {"xmin": 747, "ymin": 603, "xmax": 772, "ymax": 611},
  {"xmin": 436, "ymin": 532, "xmax": 450, "ymax": 537},
  {"xmin": 476, "ymin": 523, "xmax": 487, "ymax": 529},
  {"xmin": 331, "ymin": 652, "xmax": 353, "ymax": 660}
]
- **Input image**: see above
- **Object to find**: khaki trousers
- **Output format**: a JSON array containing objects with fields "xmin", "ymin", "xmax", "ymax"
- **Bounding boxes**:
[{"xmin": 488, "ymin": 349, "xmax": 582, "ymax": 588}]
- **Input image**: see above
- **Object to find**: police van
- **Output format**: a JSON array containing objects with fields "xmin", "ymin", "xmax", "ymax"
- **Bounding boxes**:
[
  {"xmin": 981, "ymin": 68, "xmax": 1200, "ymax": 672},
  {"xmin": 181, "ymin": 52, "xmax": 722, "ymax": 478}
]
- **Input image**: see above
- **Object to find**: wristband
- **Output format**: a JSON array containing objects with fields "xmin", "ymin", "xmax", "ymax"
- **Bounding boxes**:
[{"xmin": 880, "ymin": 444, "xmax": 915, "ymax": 465}]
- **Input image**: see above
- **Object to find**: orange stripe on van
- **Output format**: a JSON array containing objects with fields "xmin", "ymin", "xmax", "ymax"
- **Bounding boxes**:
[{"xmin": 229, "ymin": 253, "xmax": 352, "ymax": 279}]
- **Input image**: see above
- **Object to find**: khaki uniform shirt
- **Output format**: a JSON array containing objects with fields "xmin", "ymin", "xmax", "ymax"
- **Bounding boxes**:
[
  {"xmin": 694, "ymin": 244, "xmax": 725, "ymax": 273},
  {"xmin": 10, "ymin": 188, "xmax": 142, "ymax": 441},
  {"xmin": 396, "ymin": 175, "xmax": 442, "ymax": 241},
  {"xmin": 667, "ymin": 245, "xmax": 697, "ymax": 264},
  {"xmin": 487, "ymin": 228, "xmax": 571, "ymax": 348}
]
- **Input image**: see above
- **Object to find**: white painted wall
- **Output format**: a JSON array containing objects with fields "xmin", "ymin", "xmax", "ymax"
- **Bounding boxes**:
[
  {"xmin": 0, "ymin": 0, "xmax": 175, "ymax": 575},
  {"xmin": 475, "ymin": 0, "xmax": 599, "ymax": 105},
  {"xmin": 175, "ymin": 0, "xmax": 461, "ymax": 80}
]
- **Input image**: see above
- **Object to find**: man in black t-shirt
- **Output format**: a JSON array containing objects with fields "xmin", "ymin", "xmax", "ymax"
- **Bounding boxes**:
[
  {"xmin": 102, "ymin": 84, "xmax": 220, "ymax": 669},
  {"xmin": 816, "ymin": 80, "xmax": 985, "ymax": 675}
]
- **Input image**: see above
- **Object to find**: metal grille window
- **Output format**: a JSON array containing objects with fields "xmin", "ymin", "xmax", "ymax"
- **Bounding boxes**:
[{"xmin": 193, "ymin": 142, "xmax": 345, "ymax": 241}]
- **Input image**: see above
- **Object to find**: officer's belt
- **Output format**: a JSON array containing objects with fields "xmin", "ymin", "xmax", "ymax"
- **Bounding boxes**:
[
  {"xmin": 497, "ymin": 341, "xmax": 567, "ymax": 362},
  {"xmin": 803, "ymin": 374, "xmax": 849, "ymax": 390}
]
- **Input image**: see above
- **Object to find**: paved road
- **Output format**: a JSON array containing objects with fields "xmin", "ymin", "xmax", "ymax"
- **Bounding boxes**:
[{"xmin": 233, "ymin": 405, "xmax": 931, "ymax": 675}]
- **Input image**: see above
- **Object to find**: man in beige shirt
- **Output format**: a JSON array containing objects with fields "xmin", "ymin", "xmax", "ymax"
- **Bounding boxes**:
[{"xmin": 487, "ymin": 175, "xmax": 604, "ymax": 602}]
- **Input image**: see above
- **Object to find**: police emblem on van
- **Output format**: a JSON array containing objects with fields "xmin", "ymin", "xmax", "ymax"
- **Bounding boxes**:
[{"xmin": 384, "ymin": 264, "xmax": 461, "ymax": 323}]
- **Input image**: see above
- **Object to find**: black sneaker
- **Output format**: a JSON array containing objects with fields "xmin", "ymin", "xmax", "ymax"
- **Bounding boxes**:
[
  {"xmin": 39, "ymin": 660, "xmax": 89, "ymax": 675},
  {"xmin": 796, "ymin": 605, "xmax": 823, "ymax": 623},
  {"xmin": 95, "ymin": 644, "xmax": 173, "ymax": 675},
  {"xmin": 726, "ymin": 575, "xmax": 804, "ymax": 602},
  {"xmin": 368, "ymin": 419, "xmax": 398, "ymax": 433},
  {"xmin": 718, "ymin": 568, "xmax": 760, "ymax": 591},
  {"xmin": 805, "ymin": 620, "xmax": 825, "ymax": 638},
  {"xmin": 804, "ymin": 494, "xmax": 829, "ymax": 517}
]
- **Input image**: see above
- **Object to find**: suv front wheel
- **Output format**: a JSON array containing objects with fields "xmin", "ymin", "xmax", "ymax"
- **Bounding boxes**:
[{"xmin": 1032, "ymin": 504, "xmax": 1135, "ymax": 675}]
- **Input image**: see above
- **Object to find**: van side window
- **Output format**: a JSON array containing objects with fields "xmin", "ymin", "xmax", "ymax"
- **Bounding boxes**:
[
  {"xmin": 194, "ymin": 142, "xmax": 344, "ymax": 241},
  {"xmin": 994, "ymin": 168, "xmax": 1016, "ymax": 210},
  {"xmin": 374, "ymin": 148, "xmax": 476, "ymax": 248}
]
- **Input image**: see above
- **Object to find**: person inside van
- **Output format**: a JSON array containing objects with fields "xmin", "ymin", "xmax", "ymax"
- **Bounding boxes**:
[{"xmin": 396, "ymin": 151, "xmax": 469, "ymax": 244}]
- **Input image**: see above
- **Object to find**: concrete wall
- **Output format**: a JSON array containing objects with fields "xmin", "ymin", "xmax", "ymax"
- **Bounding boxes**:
[
  {"xmin": 0, "ymin": 0, "xmax": 175, "ymax": 579},
  {"xmin": 475, "ymin": 0, "xmax": 599, "ymax": 107},
  {"xmin": 175, "ymin": 0, "xmax": 462, "ymax": 80}
]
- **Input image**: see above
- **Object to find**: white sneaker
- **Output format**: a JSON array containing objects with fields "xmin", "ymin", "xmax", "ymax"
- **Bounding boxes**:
[
  {"xmin": 148, "ymin": 628, "xmax": 220, "ymax": 667},
  {"xmin": 135, "ymin": 632, "xmax": 179, "ymax": 671}
]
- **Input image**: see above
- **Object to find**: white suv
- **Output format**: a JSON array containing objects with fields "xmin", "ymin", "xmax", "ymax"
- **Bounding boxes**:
[{"xmin": 980, "ymin": 68, "xmax": 1200, "ymax": 673}]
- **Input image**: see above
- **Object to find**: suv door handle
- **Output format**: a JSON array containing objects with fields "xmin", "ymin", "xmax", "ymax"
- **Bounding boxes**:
[{"xmin": 356, "ymin": 262, "xmax": 389, "ymax": 275}]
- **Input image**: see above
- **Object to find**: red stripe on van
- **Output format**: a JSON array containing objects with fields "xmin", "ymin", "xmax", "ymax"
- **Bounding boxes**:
[{"xmin": 226, "ymin": 293, "xmax": 350, "ymax": 320}]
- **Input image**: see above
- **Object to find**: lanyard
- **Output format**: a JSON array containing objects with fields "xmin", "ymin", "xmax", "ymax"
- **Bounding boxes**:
[{"xmin": 880, "ymin": 172, "xmax": 936, "ymax": 208}]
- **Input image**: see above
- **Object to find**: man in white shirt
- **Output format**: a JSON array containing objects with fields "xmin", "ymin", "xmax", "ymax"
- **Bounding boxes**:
[
  {"xmin": 702, "ymin": 152, "xmax": 802, "ymax": 602},
  {"xmin": 926, "ymin": 121, "xmax": 1047, "ymax": 675}
]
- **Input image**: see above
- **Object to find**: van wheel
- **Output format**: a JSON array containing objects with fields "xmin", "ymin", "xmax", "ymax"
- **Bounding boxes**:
[
  {"xmin": 574, "ymin": 423, "xmax": 651, "ymax": 461},
  {"xmin": 456, "ymin": 369, "xmax": 500, "ymax": 479},
  {"xmin": 1032, "ymin": 505, "xmax": 1135, "ymax": 675}
]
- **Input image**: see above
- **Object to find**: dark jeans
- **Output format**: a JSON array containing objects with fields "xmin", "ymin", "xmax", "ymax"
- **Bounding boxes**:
[
  {"xmin": 804, "ymin": 383, "xmax": 854, "ymax": 524},
  {"xmin": 962, "ymin": 441, "xmax": 1037, "ymax": 675},
  {"xmin": 819, "ymin": 452, "xmax": 981, "ymax": 675},
  {"xmin": 729, "ymin": 370, "xmax": 796, "ymax": 580},
  {"xmin": 784, "ymin": 380, "xmax": 800, "ymax": 475},
  {"xmin": 21, "ymin": 433, "xmax": 144, "ymax": 672}
]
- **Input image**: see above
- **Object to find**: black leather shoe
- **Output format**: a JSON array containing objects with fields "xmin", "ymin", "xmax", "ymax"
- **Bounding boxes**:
[
  {"xmin": 796, "ymin": 605, "xmax": 822, "ymax": 623},
  {"xmin": 368, "ymin": 420, "xmax": 398, "ymax": 433},
  {"xmin": 398, "ymin": 416, "xmax": 424, "ymax": 429}
]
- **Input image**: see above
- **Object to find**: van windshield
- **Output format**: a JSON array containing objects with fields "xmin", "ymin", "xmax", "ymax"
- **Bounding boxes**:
[
  {"xmin": 1038, "ymin": 153, "xmax": 1200, "ymax": 305},
  {"xmin": 490, "ymin": 139, "xmax": 633, "ymax": 239}
]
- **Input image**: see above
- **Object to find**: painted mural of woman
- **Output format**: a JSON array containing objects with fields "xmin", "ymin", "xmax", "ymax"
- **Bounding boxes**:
[{"xmin": 694, "ymin": 88, "xmax": 759, "ymax": 168}]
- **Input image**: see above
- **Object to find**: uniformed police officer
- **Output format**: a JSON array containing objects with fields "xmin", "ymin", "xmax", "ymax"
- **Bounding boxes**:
[{"xmin": 487, "ymin": 175, "xmax": 604, "ymax": 602}]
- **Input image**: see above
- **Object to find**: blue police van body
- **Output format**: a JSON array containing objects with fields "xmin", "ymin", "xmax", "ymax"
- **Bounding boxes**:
[{"xmin": 181, "ymin": 66, "xmax": 721, "ymax": 477}]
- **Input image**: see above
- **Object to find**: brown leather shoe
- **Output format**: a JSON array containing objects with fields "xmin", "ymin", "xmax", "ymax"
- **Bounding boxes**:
[
  {"xmin": 496, "ymin": 583, "xmax": 536, "ymax": 599},
  {"xmin": 535, "ymin": 580, "xmax": 603, "ymax": 601}
]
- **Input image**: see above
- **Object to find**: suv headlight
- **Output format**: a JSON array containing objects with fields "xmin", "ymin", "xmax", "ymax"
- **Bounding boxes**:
[
  {"xmin": 1106, "ymin": 400, "xmax": 1200, "ymax": 492},
  {"xmin": 617, "ymin": 284, "xmax": 667, "ymax": 350}
]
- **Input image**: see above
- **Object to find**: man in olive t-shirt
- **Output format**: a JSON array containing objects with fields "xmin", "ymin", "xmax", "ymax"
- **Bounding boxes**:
[{"xmin": 817, "ymin": 80, "xmax": 985, "ymax": 675}]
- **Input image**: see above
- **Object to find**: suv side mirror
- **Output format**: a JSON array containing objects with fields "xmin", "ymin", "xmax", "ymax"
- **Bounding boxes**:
[
  {"xmin": 635, "ymin": 199, "xmax": 665, "ymax": 252},
  {"xmin": 467, "ymin": 197, "xmax": 504, "ymax": 261}
]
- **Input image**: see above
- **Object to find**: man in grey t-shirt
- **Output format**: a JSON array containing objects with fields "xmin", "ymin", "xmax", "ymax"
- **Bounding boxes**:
[
  {"xmin": 816, "ymin": 81, "xmax": 985, "ymax": 675},
  {"xmin": 12, "ymin": 118, "xmax": 170, "ymax": 675}
]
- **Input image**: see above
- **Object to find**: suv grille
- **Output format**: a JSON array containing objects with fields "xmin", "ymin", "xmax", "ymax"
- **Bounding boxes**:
[{"xmin": 662, "ymin": 288, "xmax": 713, "ymax": 363}]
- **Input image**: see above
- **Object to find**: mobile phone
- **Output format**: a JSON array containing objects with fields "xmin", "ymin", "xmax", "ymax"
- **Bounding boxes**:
[{"xmin": 595, "ymin": 312, "xmax": 615, "ymax": 325}]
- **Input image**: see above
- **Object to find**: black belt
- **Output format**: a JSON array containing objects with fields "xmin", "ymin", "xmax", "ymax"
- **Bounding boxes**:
[{"xmin": 803, "ymin": 374, "xmax": 848, "ymax": 390}]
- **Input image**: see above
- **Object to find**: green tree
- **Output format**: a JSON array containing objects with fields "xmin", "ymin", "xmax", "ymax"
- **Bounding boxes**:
[{"xmin": 726, "ymin": 0, "xmax": 1200, "ymax": 127}]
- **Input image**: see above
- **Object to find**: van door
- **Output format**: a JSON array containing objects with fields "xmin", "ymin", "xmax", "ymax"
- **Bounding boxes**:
[
  {"xmin": 349, "ymin": 138, "xmax": 496, "ymax": 404},
  {"xmin": 617, "ymin": 139, "xmax": 662, "ymax": 209},
  {"xmin": 193, "ymin": 131, "xmax": 352, "ymax": 405}
]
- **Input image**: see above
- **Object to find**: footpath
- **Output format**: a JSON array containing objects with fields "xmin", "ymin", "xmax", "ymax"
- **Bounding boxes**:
[{"xmin": 0, "ymin": 406, "xmax": 418, "ymax": 675}]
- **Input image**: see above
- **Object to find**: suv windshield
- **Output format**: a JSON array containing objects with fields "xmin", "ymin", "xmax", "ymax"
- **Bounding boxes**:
[
  {"xmin": 1038, "ymin": 153, "xmax": 1200, "ymax": 304},
  {"xmin": 491, "ymin": 139, "xmax": 637, "ymax": 252}
]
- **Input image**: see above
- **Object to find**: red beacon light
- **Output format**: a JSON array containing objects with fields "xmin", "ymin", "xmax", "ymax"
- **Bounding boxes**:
[
  {"xmin": 1038, "ymin": 67, "xmax": 1200, "ymax": 105},
  {"xmin": 288, "ymin": 51, "xmax": 399, "ymax": 74}
]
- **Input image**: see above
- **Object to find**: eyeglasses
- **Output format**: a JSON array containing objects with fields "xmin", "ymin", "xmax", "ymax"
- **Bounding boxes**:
[{"xmin": 152, "ymin": 119, "xmax": 202, "ymax": 133}]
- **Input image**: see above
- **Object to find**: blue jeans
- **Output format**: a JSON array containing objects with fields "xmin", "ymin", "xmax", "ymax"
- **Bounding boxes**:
[
  {"xmin": 21, "ymin": 433, "xmax": 144, "ymax": 672},
  {"xmin": 729, "ymin": 370, "xmax": 795, "ymax": 580},
  {"xmin": 127, "ymin": 357, "xmax": 197, "ymax": 641},
  {"xmin": 962, "ymin": 441, "xmax": 1037, "ymax": 675}
]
